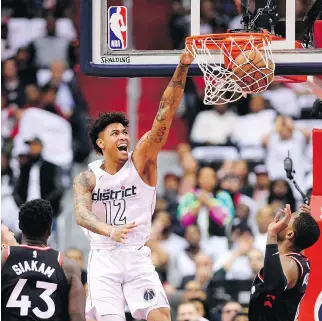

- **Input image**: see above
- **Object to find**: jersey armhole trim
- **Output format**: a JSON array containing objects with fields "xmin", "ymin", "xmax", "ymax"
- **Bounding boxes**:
[
  {"xmin": 284, "ymin": 254, "xmax": 304, "ymax": 278},
  {"xmin": 5, "ymin": 246, "xmax": 10, "ymax": 259},
  {"xmin": 57, "ymin": 252, "xmax": 63, "ymax": 266},
  {"xmin": 19, "ymin": 245, "xmax": 51, "ymax": 251},
  {"xmin": 130, "ymin": 153, "xmax": 157, "ymax": 191}
]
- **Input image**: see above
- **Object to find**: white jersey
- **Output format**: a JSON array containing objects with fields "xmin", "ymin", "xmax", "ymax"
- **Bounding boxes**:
[{"xmin": 83, "ymin": 152, "xmax": 156, "ymax": 249}]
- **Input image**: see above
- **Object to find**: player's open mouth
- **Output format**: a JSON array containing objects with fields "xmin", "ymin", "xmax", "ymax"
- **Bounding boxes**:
[{"xmin": 117, "ymin": 144, "xmax": 127, "ymax": 152}]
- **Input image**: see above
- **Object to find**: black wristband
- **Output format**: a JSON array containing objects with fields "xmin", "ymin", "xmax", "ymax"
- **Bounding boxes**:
[
  {"xmin": 264, "ymin": 244, "xmax": 287, "ymax": 293},
  {"xmin": 266, "ymin": 244, "xmax": 279, "ymax": 250}
]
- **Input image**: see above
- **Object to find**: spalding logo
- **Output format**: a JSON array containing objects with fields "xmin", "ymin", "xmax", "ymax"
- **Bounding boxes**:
[{"xmin": 315, "ymin": 291, "xmax": 322, "ymax": 321}]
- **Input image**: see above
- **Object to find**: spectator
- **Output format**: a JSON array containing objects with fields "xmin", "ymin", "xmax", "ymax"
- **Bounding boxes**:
[
  {"xmin": 263, "ymin": 116, "xmax": 309, "ymax": 198},
  {"xmin": 1, "ymin": 92, "xmax": 17, "ymax": 142},
  {"xmin": 13, "ymin": 137, "xmax": 63, "ymax": 216},
  {"xmin": 169, "ymin": 1, "xmax": 190, "ymax": 49},
  {"xmin": 179, "ymin": 167, "xmax": 234, "ymax": 239},
  {"xmin": 180, "ymin": 253, "xmax": 213, "ymax": 290},
  {"xmin": 191, "ymin": 298, "xmax": 209, "ymax": 320},
  {"xmin": 46, "ymin": 60, "xmax": 75, "ymax": 116},
  {"xmin": 180, "ymin": 149, "xmax": 199, "ymax": 175},
  {"xmin": 177, "ymin": 301, "xmax": 202, "ymax": 321},
  {"xmin": 183, "ymin": 280, "xmax": 207, "ymax": 302},
  {"xmin": 1, "ymin": 18, "xmax": 16, "ymax": 61},
  {"xmin": 28, "ymin": 15, "xmax": 76, "ymax": 69},
  {"xmin": 254, "ymin": 205, "xmax": 274, "ymax": 252},
  {"xmin": 262, "ymin": 83, "xmax": 300, "ymax": 117},
  {"xmin": 232, "ymin": 94, "xmax": 276, "ymax": 147},
  {"xmin": 44, "ymin": 60, "xmax": 91, "ymax": 162},
  {"xmin": 251, "ymin": 165, "xmax": 270, "ymax": 207},
  {"xmin": 267, "ymin": 179, "xmax": 296, "ymax": 212},
  {"xmin": 168, "ymin": 225, "xmax": 204, "ymax": 287},
  {"xmin": 233, "ymin": 161, "xmax": 252, "ymax": 197},
  {"xmin": 2, "ymin": 58, "xmax": 26, "ymax": 108},
  {"xmin": 247, "ymin": 248, "xmax": 264, "ymax": 278},
  {"xmin": 190, "ymin": 100, "xmax": 237, "ymax": 146},
  {"xmin": 15, "ymin": 47, "xmax": 37, "ymax": 85},
  {"xmin": 40, "ymin": 84, "xmax": 66, "ymax": 118},
  {"xmin": 219, "ymin": 174, "xmax": 258, "ymax": 233},
  {"xmin": 200, "ymin": 0, "xmax": 228, "ymax": 34},
  {"xmin": 220, "ymin": 301, "xmax": 243, "ymax": 321},
  {"xmin": 2, "ymin": 0, "xmax": 36, "ymax": 18},
  {"xmin": 1, "ymin": 151, "xmax": 20, "ymax": 234},
  {"xmin": 232, "ymin": 313, "xmax": 249, "ymax": 321},
  {"xmin": 233, "ymin": 203, "xmax": 250, "ymax": 227},
  {"xmin": 151, "ymin": 210, "xmax": 187, "ymax": 258},
  {"xmin": 163, "ymin": 172, "xmax": 183, "ymax": 231},
  {"xmin": 65, "ymin": 248, "xmax": 88, "ymax": 292},
  {"xmin": 1, "ymin": 224, "xmax": 19, "ymax": 249},
  {"xmin": 147, "ymin": 211, "xmax": 179, "ymax": 282},
  {"xmin": 25, "ymin": 84, "xmax": 42, "ymax": 108},
  {"xmin": 214, "ymin": 226, "xmax": 254, "ymax": 280}
]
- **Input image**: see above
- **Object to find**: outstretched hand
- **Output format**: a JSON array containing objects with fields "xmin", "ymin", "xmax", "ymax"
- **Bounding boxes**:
[
  {"xmin": 267, "ymin": 204, "xmax": 292, "ymax": 235},
  {"xmin": 110, "ymin": 222, "xmax": 137, "ymax": 243},
  {"xmin": 180, "ymin": 50, "xmax": 194, "ymax": 66}
]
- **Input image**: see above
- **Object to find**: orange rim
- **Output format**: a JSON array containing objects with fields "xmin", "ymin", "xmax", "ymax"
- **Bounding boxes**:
[
  {"xmin": 186, "ymin": 31, "xmax": 273, "ymax": 51},
  {"xmin": 185, "ymin": 31, "xmax": 303, "ymax": 50},
  {"xmin": 186, "ymin": 31, "xmax": 305, "ymax": 83}
]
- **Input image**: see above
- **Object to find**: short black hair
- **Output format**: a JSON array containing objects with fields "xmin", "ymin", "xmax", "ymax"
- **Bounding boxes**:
[
  {"xmin": 293, "ymin": 212, "xmax": 320, "ymax": 250},
  {"xmin": 19, "ymin": 199, "xmax": 53, "ymax": 238},
  {"xmin": 88, "ymin": 112, "xmax": 129, "ymax": 155}
]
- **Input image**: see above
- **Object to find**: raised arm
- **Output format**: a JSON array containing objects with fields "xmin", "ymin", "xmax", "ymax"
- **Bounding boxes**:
[
  {"xmin": 73, "ymin": 170, "xmax": 137, "ymax": 241},
  {"xmin": 141, "ymin": 52, "xmax": 193, "ymax": 157},
  {"xmin": 132, "ymin": 51, "xmax": 194, "ymax": 184},
  {"xmin": 264, "ymin": 205, "xmax": 300, "ymax": 296}
]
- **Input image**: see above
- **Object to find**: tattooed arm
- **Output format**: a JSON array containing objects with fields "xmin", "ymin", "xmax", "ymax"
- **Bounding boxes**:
[
  {"xmin": 73, "ymin": 170, "xmax": 112, "ymax": 236},
  {"xmin": 132, "ymin": 51, "xmax": 194, "ymax": 186},
  {"xmin": 74, "ymin": 170, "xmax": 137, "ymax": 240}
]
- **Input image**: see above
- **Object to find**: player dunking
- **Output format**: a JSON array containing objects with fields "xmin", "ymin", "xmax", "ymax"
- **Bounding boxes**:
[
  {"xmin": 1, "ymin": 199, "xmax": 85, "ymax": 321},
  {"xmin": 248, "ymin": 204, "xmax": 320, "ymax": 321},
  {"xmin": 73, "ymin": 51, "xmax": 194, "ymax": 321}
]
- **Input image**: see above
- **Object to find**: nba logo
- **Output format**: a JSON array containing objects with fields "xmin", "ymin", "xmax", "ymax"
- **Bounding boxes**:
[{"xmin": 108, "ymin": 6, "xmax": 127, "ymax": 51}]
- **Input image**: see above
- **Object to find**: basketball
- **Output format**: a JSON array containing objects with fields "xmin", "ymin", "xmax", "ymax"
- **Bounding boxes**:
[
  {"xmin": 232, "ymin": 49, "xmax": 275, "ymax": 93},
  {"xmin": 120, "ymin": 26, "xmax": 127, "ymax": 32}
]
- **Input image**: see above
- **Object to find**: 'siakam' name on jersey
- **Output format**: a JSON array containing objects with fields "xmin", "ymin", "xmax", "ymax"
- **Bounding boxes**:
[
  {"xmin": 12, "ymin": 261, "xmax": 55, "ymax": 278},
  {"xmin": 92, "ymin": 186, "xmax": 137, "ymax": 201}
]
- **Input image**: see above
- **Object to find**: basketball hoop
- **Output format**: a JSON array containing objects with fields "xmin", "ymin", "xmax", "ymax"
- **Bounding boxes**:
[{"xmin": 186, "ymin": 31, "xmax": 276, "ymax": 104}]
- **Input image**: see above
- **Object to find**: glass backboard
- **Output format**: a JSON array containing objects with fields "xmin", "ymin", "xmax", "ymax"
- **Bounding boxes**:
[{"xmin": 80, "ymin": 0, "xmax": 322, "ymax": 77}]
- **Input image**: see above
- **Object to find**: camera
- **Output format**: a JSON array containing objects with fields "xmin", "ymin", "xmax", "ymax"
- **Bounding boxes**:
[{"xmin": 312, "ymin": 98, "xmax": 322, "ymax": 118}]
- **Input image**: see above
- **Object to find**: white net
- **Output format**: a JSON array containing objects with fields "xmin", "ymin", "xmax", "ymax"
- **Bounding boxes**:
[{"xmin": 187, "ymin": 35, "xmax": 275, "ymax": 105}]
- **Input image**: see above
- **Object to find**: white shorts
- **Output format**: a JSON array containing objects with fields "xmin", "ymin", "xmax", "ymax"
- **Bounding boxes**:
[{"xmin": 86, "ymin": 246, "xmax": 169, "ymax": 320}]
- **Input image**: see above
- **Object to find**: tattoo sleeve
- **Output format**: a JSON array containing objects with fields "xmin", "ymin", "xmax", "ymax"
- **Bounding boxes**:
[
  {"xmin": 73, "ymin": 171, "xmax": 111, "ymax": 236},
  {"xmin": 144, "ymin": 63, "xmax": 190, "ymax": 156}
]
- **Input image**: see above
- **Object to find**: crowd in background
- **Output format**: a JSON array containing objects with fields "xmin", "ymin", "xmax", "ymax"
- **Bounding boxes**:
[
  {"xmin": 1, "ymin": 1, "xmax": 322, "ymax": 321},
  {"xmin": 1, "ymin": 1, "xmax": 91, "ymax": 236}
]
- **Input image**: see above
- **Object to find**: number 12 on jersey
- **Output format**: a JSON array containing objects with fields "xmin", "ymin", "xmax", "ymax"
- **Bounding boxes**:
[{"xmin": 104, "ymin": 199, "xmax": 127, "ymax": 225}]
